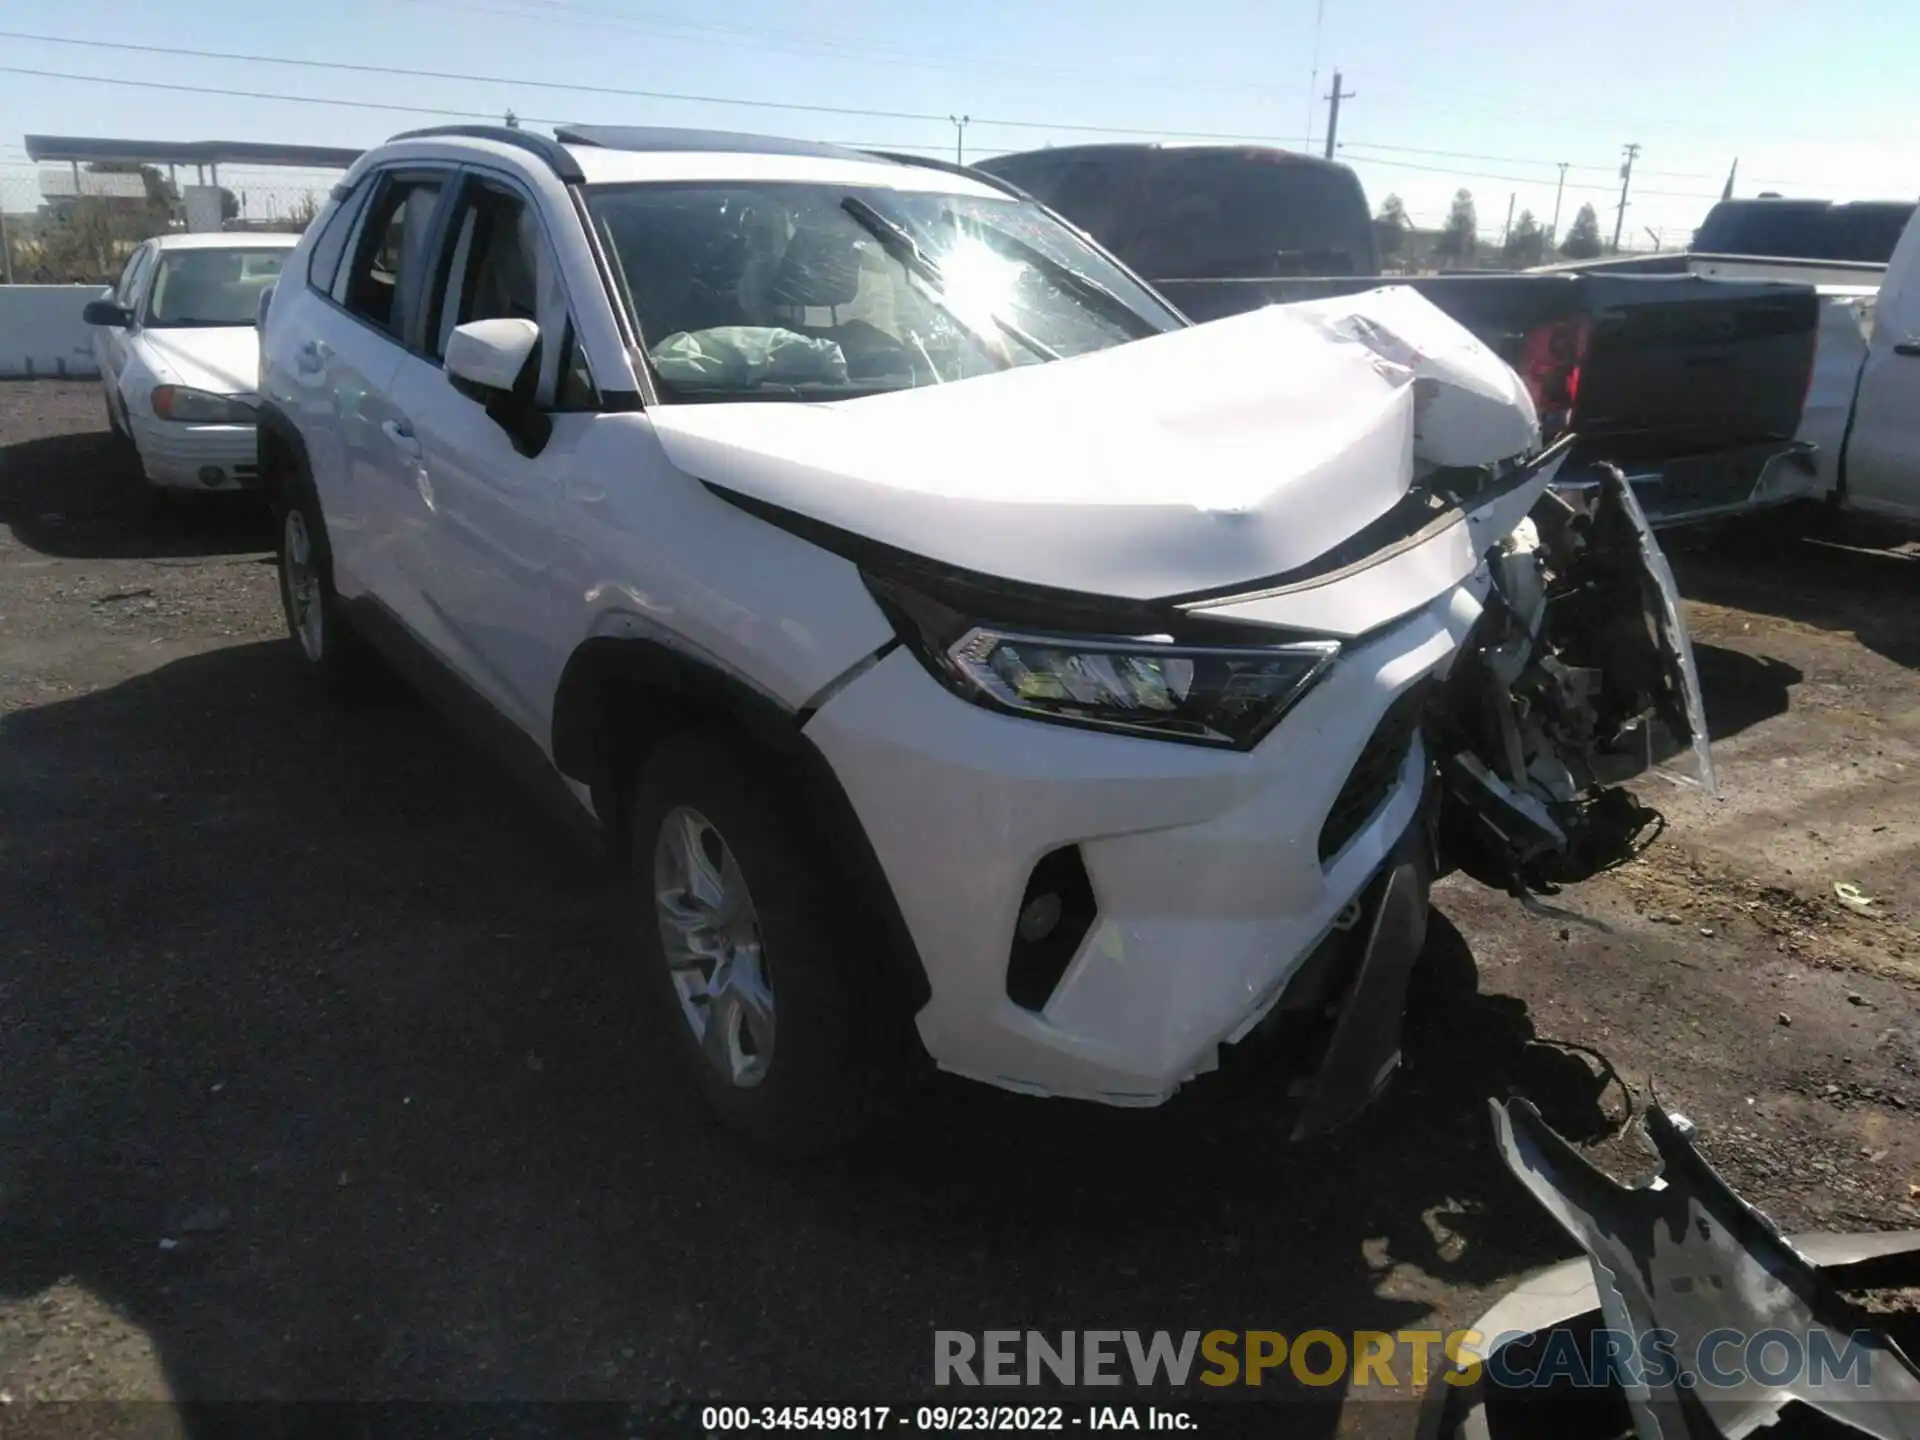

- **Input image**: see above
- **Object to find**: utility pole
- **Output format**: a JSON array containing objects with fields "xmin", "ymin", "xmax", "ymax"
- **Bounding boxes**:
[
  {"xmin": 1322, "ymin": 70, "xmax": 1355, "ymax": 161},
  {"xmin": 1501, "ymin": 192, "xmax": 1516, "ymax": 247},
  {"xmin": 1549, "ymin": 162, "xmax": 1568, "ymax": 242},
  {"xmin": 1611, "ymin": 142, "xmax": 1640, "ymax": 255},
  {"xmin": 950, "ymin": 115, "xmax": 970, "ymax": 166}
]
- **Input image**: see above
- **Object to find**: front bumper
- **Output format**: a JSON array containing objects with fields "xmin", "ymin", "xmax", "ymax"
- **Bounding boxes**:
[
  {"xmin": 128, "ymin": 416, "xmax": 260, "ymax": 490},
  {"xmin": 803, "ymin": 585, "xmax": 1478, "ymax": 1110}
]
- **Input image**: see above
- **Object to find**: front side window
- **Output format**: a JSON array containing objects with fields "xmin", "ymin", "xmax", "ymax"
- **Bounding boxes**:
[
  {"xmin": 585, "ymin": 180, "xmax": 1183, "ymax": 402},
  {"xmin": 426, "ymin": 181, "xmax": 596, "ymax": 409},
  {"xmin": 432, "ymin": 186, "xmax": 540, "ymax": 357},
  {"xmin": 144, "ymin": 248, "xmax": 294, "ymax": 328}
]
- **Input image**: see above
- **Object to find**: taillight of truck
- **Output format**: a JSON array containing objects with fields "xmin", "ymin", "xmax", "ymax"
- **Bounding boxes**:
[{"xmin": 1520, "ymin": 313, "xmax": 1590, "ymax": 438}]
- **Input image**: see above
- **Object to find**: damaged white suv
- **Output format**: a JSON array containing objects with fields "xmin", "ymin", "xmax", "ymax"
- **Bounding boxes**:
[{"xmin": 257, "ymin": 124, "xmax": 1712, "ymax": 1152}]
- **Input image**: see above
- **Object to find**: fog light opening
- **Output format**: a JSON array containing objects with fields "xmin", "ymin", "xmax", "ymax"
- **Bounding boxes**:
[
  {"xmin": 1005, "ymin": 847, "xmax": 1097, "ymax": 1013},
  {"xmin": 198, "ymin": 466, "xmax": 224, "ymax": 487},
  {"xmin": 1016, "ymin": 891, "xmax": 1063, "ymax": 944}
]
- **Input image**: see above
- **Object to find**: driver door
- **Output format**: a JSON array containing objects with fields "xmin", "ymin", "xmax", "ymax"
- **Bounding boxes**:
[{"xmin": 384, "ymin": 169, "xmax": 600, "ymax": 739}]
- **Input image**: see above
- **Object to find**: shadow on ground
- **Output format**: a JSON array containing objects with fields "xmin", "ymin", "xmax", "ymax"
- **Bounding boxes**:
[
  {"xmin": 1691, "ymin": 642, "xmax": 1801, "ymax": 743},
  {"xmin": 1671, "ymin": 508, "xmax": 1920, "ymax": 671},
  {"xmin": 0, "ymin": 428, "xmax": 273, "ymax": 561},
  {"xmin": 0, "ymin": 643, "xmax": 1610, "ymax": 1436}
]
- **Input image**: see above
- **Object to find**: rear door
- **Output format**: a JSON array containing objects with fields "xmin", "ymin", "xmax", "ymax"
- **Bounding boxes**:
[{"xmin": 313, "ymin": 167, "xmax": 454, "ymax": 607}]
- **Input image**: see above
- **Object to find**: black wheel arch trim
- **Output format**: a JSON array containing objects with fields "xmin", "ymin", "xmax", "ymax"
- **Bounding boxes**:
[
  {"xmin": 254, "ymin": 399, "xmax": 313, "ymax": 508},
  {"xmin": 551, "ymin": 635, "xmax": 932, "ymax": 1010}
]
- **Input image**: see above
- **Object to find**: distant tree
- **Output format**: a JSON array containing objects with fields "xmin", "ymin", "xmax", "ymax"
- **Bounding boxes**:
[
  {"xmin": 1373, "ymin": 193, "xmax": 1410, "ymax": 263},
  {"xmin": 1502, "ymin": 209, "xmax": 1547, "ymax": 267},
  {"xmin": 283, "ymin": 192, "xmax": 322, "ymax": 233},
  {"xmin": 1560, "ymin": 203, "xmax": 1604, "ymax": 260},
  {"xmin": 218, "ymin": 187, "xmax": 241, "ymax": 223},
  {"xmin": 1434, "ymin": 188, "xmax": 1478, "ymax": 265}
]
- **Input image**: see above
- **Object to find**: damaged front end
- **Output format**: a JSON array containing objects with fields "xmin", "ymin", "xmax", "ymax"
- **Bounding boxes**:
[
  {"xmin": 1429, "ymin": 462, "xmax": 1715, "ymax": 896},
  {"xmin": 1270, "ymin": 284, "xmax": 1716, "ymax": 897}
]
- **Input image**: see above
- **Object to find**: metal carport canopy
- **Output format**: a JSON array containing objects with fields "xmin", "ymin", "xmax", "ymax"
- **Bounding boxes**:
[{"xmin": 23, "ymin": 135, "xmax": 364, "ymax": 169}]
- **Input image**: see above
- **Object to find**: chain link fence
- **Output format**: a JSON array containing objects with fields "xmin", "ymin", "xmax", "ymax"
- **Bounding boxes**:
[{"xmin": 1, "ymin": 165, "xmax": 343, "ymax": 285}]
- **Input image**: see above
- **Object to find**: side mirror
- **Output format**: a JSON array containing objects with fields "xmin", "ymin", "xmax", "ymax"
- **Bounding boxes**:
[
  {"xmin": 82, "ymin": 298, "xmax": 133, "ymax": 328},
  {"xmin": 446, "ymin": 317, "xmax": 541, "ymax": 394},
  {"xmin": 445, "ymin": 318, "xmax": 550, "ymax": 457},
  {"xmin": 254, "ymin": 282, "xmax": 276, "ymax": 330}
]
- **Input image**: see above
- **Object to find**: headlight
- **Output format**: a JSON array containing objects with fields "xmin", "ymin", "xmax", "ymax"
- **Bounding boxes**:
[
  {"xmin": 868, "ymin": 574, "xmax": 1338, "ymax": 749},
  {"xmin": 150, "ymin": 385, "xmax": 254, "ymax": 424}
]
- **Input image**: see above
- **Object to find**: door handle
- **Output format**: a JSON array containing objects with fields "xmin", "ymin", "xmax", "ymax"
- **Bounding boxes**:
[
  {"xmin": 1895, "ymin": 339, "xmax": 1920, "ymax": 357},
  {"xmin": 381, "ymin": 419, "xmax": 421, "ymax": 455}
]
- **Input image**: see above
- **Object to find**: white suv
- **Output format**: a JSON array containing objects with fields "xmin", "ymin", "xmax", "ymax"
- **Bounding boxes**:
[{"xmin": 257, "ymin": 124, "xmax": 1712, "ymax": 1153}]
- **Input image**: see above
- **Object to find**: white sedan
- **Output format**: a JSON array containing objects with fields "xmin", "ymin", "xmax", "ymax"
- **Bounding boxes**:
[{"xmin": 84, "ymin": 232, "xmax": 298, "ymax": 491}]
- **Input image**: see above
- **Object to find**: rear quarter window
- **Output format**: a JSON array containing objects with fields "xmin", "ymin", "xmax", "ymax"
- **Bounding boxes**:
[{"xmin": 306, "ymin": 182, "xmax": 366, "ymax": 293}]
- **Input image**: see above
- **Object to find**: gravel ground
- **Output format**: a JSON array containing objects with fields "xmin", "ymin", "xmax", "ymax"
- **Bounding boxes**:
[{"xmin": 2, "ymin": 380, "xmax": 1916, "ymax": 1438}]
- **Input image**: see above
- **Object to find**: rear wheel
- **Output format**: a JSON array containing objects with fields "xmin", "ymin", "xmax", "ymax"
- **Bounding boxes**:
[
  {"xmin": 273, "ymin": 470, "xmax": 382, "ymax": 697},
  {"xmin": 626, "ymin": 734, "xmax": 916, "ymax": 1155}
]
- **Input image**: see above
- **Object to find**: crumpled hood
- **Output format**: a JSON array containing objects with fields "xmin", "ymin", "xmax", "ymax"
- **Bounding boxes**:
[
  {"xmin": 651, "ymin": 292, "xmax": 1538, "ymax": 601},
  {"xmin": 137, "ymin": 326, "xmax": 260, "ymax": 397}
]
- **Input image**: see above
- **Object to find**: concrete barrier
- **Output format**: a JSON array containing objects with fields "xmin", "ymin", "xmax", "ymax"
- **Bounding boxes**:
[{"xmin": 0, "ymin": 285, "xmax": 103, "ymax": 378}]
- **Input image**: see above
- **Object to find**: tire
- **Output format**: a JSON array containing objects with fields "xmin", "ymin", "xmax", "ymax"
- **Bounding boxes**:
[
  {"xmin": 272, "ymin": 467, "xmax": 383, "ymax": 699},
  {"xmin": 626, "ymin": 733, "xmax": 918, "ymax": 1155}
]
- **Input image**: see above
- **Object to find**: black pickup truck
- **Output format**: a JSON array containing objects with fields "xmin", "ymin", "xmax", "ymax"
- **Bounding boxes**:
[{"xmin": 973, "ymin": 144, "xmax": 1823, "ymax": 528}]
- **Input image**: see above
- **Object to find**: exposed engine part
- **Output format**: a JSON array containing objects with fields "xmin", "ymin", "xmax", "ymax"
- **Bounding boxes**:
[{"xmin": 1432, "ymin": 464, "xmax": 1710, "ymax": 892}]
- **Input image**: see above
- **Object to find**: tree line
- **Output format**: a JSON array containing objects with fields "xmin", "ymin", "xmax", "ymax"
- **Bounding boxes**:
[{"xmin": 1373, "ymin": 189, "xmax": 1607, "ymax": 269}]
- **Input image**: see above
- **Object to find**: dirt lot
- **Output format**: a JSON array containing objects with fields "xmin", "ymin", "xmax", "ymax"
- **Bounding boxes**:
[{"xmin": 2, "ymin": 380, "xmax": 1917, "ymax": 1437}]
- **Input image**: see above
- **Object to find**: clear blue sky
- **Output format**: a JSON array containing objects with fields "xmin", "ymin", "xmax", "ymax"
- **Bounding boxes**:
[{"xmin": 1, "ymin": 0, "xmax": 1911, "ymax": 243}]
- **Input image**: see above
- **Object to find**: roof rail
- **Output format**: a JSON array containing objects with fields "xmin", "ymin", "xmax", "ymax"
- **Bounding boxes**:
[
  {"xmin": 387, "ymin": 125, "xmax": 585, "ymax": 183},
  {"xmin": 862, "ymin": 150, "xmax": 1026, "ymax": 200},
  {"xmin": 554, "ymin": 124, "xmax": 863, "ymax": 161}
]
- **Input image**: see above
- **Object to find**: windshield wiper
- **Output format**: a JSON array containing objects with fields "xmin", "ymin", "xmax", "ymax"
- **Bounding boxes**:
[{"xmin": 840, "ymin": 197, "xmax": 1059, "ymax": 364}]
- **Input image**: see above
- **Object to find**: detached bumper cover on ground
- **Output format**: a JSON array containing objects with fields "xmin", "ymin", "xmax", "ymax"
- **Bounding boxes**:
[{"xmin": 1421, "ymin": 1098, "xmax": 1920, "ymax": 1439}]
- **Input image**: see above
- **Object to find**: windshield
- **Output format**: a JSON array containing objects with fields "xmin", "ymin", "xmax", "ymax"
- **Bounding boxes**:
[
  {"xmin": 145, "ymin": 248, "xmax": 288, "ymax": 328},
  {"xmin": 585, "ymin": 181, "xmax": 1183, "ymax": 401}
]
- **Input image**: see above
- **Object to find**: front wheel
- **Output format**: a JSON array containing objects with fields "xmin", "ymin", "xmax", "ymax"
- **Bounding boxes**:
[{"xmin": 626, "ymin": 734, "xmax": 917, "ymax": 1155}]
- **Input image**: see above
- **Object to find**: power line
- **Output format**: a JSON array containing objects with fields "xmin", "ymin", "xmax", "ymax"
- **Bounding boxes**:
[
  {"xmin": 1337, "ymin": 139, "xmax": 1730, "ymax": 182},
  {"xmin": 410, "ymin": 0, "xmax": 1320, "ymax": 100},
  {"xmin": 1337, "ymin": 149, "xmax": 1725, "ymax": 201},
  {"xmin": 0, "ymin": 30, "xmax": 1310, "ymax": 143}
]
